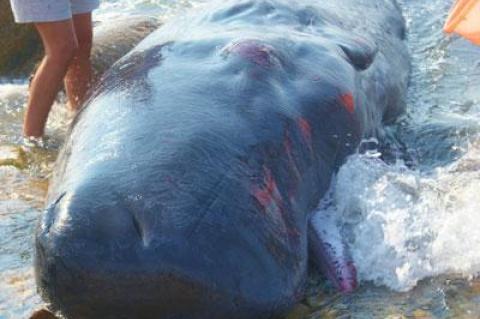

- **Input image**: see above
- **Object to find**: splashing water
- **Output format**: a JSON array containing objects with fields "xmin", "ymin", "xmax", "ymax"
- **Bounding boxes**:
[
  {"xmin": 318, "ymin": 0, "xmax": 480, "ymax": 294},
  {"xmin": 328, "ymin": 143, "xmax": 480, "ymax": 292}
]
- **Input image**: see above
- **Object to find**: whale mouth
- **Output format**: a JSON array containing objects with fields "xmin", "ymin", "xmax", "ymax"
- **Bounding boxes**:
[
  {"xmin": 35, "ymin": 247, "xmax": 221, "ymax": 319},
  {"xmin": 35, "ymin": 226, "xmax": 254, "ymax": 319}
]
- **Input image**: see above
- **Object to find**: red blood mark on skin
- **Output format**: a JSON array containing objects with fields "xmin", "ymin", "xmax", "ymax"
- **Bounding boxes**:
[
  {"xmin": 252, "ymin": 166, "xmax": 301, "ymax": 244},
  {"xmin": 253, "ymin": 167, "xmax": 280, "ymax": 209},
  {"xmin": 297, "ymin": 117, "xmax": 313, "ymax": 152},
  {"xmin": 340, "ymin": 93, "xmax": 355, "ymax": 113},
  {"xmin": 252, "ymin": 166, "xmax": 289, "ymax": 226},
  {"xmin": 283, "ymin": 131, "xmax": 301, "ymax": 198}
]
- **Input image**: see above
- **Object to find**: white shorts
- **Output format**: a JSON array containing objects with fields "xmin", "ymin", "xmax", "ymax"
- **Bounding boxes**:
[{"xmin": 10, "ymin": 0, "xmax": 100, "ymax": 23}]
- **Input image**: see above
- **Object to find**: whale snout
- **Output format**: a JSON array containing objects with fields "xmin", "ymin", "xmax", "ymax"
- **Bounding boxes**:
[{"xmin": 35, "ymin": 183, "xmax": 298, "ymax": 319}]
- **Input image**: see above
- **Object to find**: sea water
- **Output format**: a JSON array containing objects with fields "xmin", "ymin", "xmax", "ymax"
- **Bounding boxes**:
[
  {"xmin": 335, "ymin": 0, "xmax": 480, "ymax": 292},
  {"xmin": 1, "ymin": 0, "xmax": 480, "ymax": 318}
]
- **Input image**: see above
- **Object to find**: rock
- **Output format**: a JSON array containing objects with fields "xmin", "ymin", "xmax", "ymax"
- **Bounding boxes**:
[
  {"xmin": 411, "ymin": 309, "xmax": 433, "ymax": 319},
  {"xmin": 0, "ymin": 4, "xmax": 161, "ymax": 78},
  {"xmin": 0, "ymin": 0, "xmax": 42, "ymax": 77},
  {"xmin": 91, "ymin": 16, "xmax": 161, "ymax": 78},
  {"xmin": 0, "ymin": 145, "xmax": 27, "ymax": 169},
  {"xmin": 29, "ymin": 309, "xmax": 58, "ymax": 319}
]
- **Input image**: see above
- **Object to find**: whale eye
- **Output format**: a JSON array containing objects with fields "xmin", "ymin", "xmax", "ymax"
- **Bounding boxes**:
[{"xmin": 337, "ymin": 36, "xmax": 377, "ymax": 71}]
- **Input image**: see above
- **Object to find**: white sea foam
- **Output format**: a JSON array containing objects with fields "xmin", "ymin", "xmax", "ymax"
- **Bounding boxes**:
[
  {"xmin": 321, "ymin": 0, "xmax": 478, "ymax": 292},
  {"xmin": 328, "ymin": 139, "xmax": 480, "ymax": 291}
]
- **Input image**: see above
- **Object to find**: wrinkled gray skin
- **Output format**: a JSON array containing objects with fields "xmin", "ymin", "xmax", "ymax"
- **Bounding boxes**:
[{"xmin": 35, "ymin": 1, "xmax": 409, "ymax": 318}]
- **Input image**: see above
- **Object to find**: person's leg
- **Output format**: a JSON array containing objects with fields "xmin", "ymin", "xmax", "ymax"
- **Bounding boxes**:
[
  {"xmin": 23, "ymin": 20, "xmax": 78, "ymax": 137},
  {"xmin": 64, "ymin": 13, "xmax": 93, "ymax": 111}
]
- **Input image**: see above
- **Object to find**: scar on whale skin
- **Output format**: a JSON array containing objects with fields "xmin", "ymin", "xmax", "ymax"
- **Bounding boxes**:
[
  {"xmin": 223, "ymin": 40, "xmax": 280, "ymax": 68},
  {"xmin": 297, "ymin": 117, "xmax": 313, "ymax": 153},
  {"xmin": 283, "ymin": 130, "xmax": 301, "ymax": 195}
]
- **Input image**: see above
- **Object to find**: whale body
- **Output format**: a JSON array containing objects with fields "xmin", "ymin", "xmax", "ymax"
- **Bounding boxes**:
[{"xmin": 35, "ymin": 0, "xmax": 409, "ymax": 318}]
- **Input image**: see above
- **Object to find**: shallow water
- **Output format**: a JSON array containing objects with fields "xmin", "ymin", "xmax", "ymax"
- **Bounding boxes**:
[
  {"xmin": 1, "ymin": 0, "xmax": 480, "ymax": 318},
  {"xmin": 341, "ymin": 0, "xmax": 480, "ymax": 291}
]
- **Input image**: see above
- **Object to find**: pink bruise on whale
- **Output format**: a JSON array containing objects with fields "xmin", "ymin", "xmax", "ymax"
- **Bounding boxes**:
[{"xmin": 224, "ymin": 39, "xmax": 280, "ymax": 68}]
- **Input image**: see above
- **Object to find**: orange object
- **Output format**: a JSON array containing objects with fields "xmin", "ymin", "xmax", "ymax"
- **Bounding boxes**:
[{"xmin": 444, "ymin": 0, "xmax": 480, "ymax": 45}]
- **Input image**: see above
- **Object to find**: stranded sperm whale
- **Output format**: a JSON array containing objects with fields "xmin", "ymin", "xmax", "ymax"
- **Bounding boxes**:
[{"xmin": 35, "ymin": 0, "xmax": 409, "ymax": 318}]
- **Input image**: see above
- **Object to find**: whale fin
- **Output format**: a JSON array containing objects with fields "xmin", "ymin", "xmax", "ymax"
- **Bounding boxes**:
[
  {"xmin": 337, "ymin": 36, "xmax": 377, "ymax": 71},
  {"xmin": 308, "ymin": 198, "xmax": 357, "ymax": 293}
]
